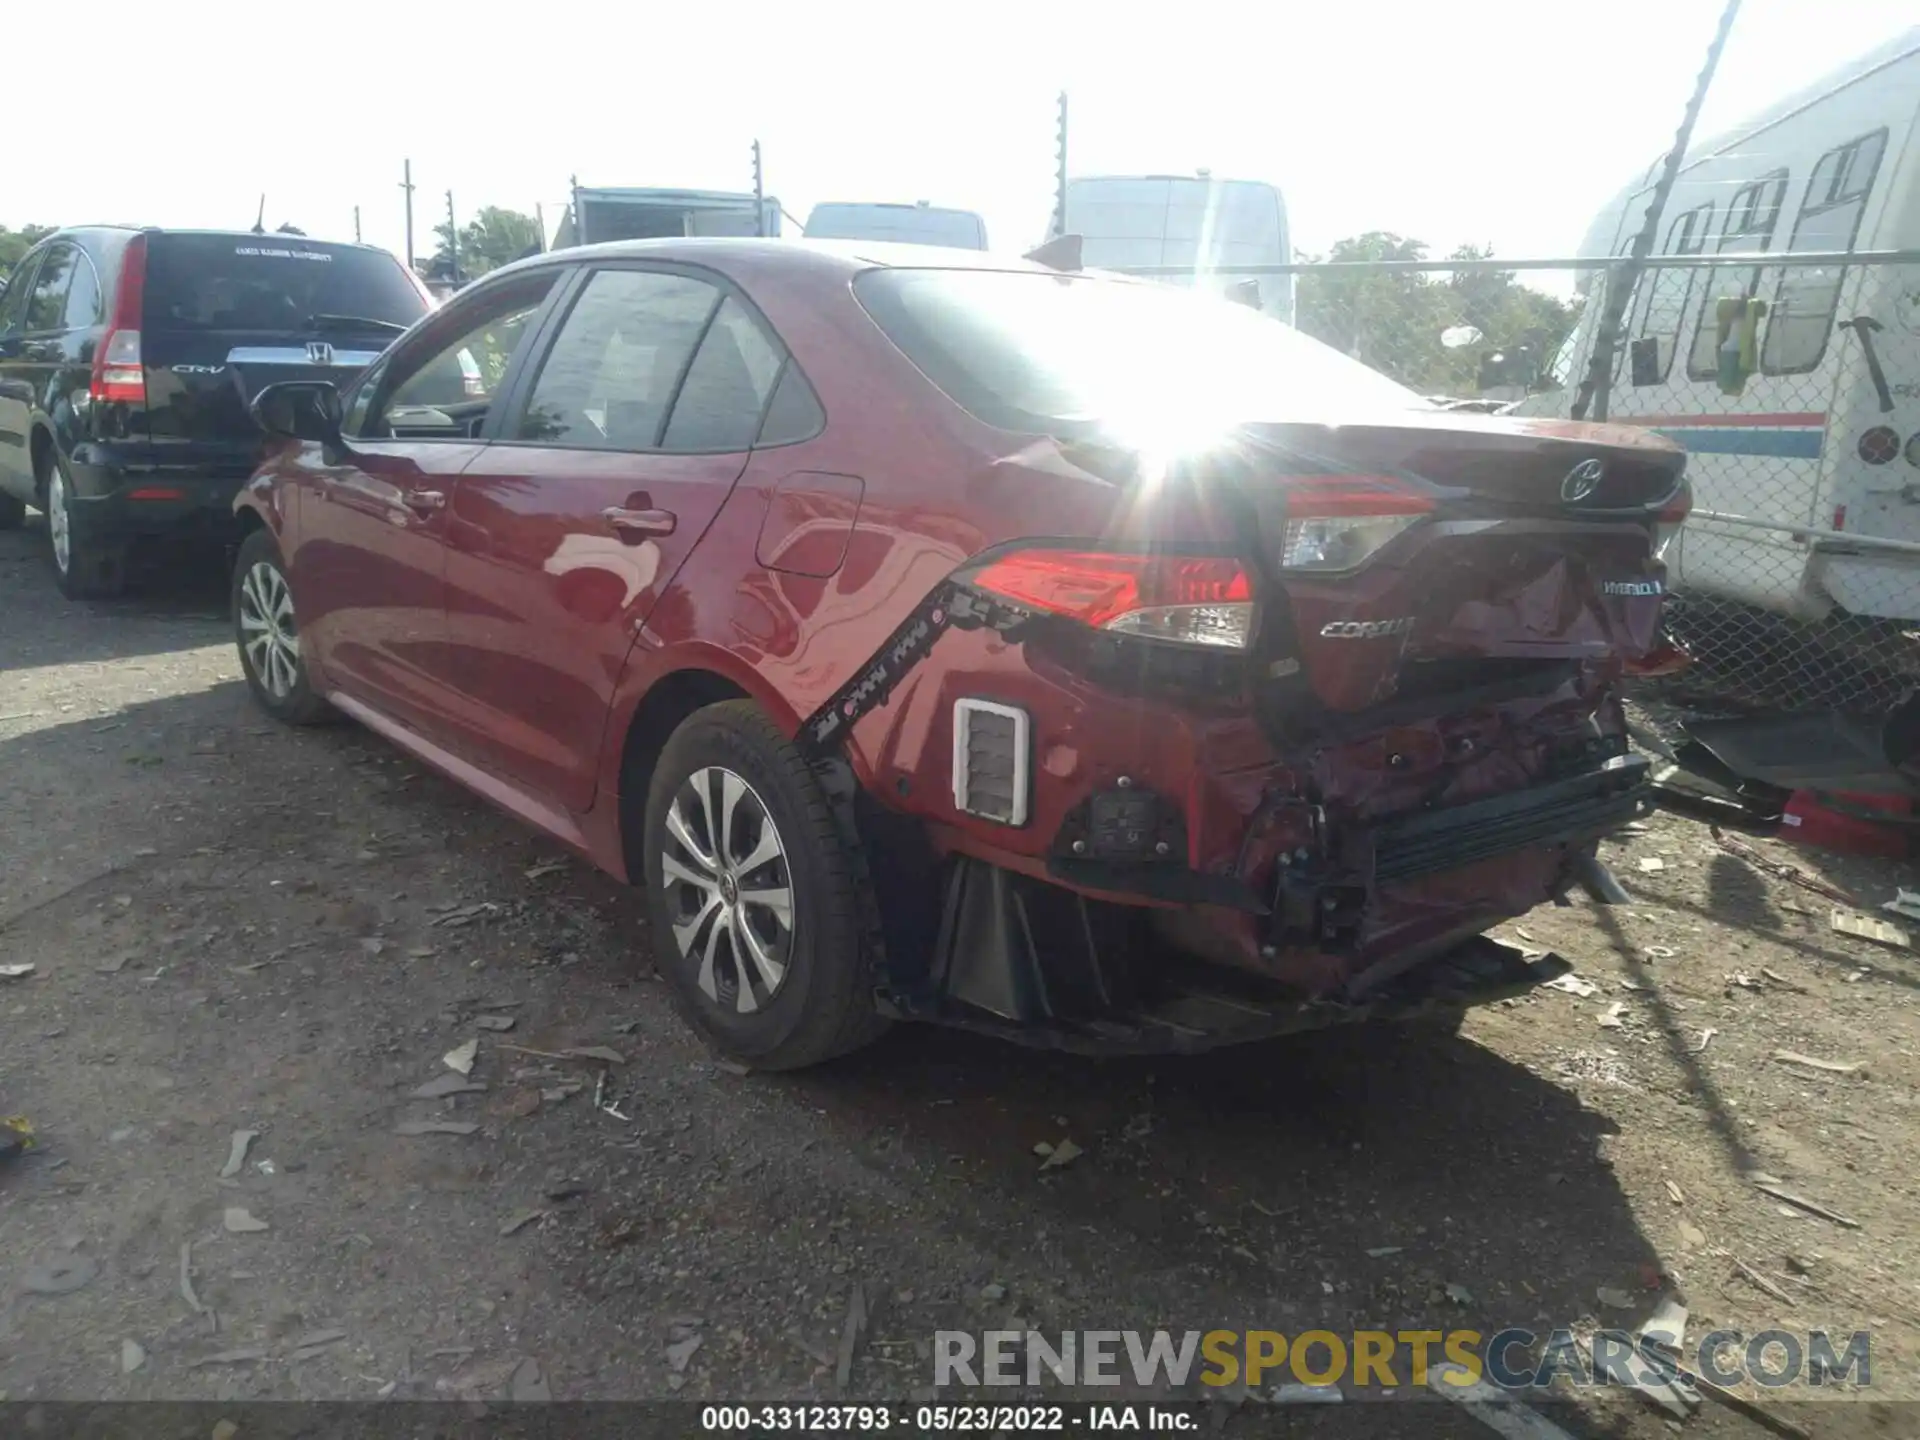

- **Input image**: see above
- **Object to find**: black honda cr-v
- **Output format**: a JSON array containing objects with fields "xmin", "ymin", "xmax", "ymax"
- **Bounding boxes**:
[{"xmin": 0, "ymin": 228, "xmax": 430, "ymax": 597}]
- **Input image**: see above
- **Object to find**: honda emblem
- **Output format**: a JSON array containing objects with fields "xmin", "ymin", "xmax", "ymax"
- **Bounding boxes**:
[{"xmin": 306, "ymin": 341, "xmax": 335, "ymax": 366}]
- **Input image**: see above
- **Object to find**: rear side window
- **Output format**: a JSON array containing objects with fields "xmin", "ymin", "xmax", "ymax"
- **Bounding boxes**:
[
  {"xmin": 660, "ymin": 297, "xmax": 785, "ymax": 451},
  {"xmin": 64, "ymin": 252, "xmax": 102, "ymax": 329},
  {"xmin": 24, "ymin": 243, "xmax": 79, "ymax": 331},
  {"xmin": 515, "ymin": 269, "xmax": 719, "ymax": 449},
  {"xmin": 144, "ymin": 235, "xmax": 426, "ymax": 334}
]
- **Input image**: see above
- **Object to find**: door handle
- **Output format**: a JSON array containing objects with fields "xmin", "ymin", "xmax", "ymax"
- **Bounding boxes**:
[
  {"xmin": 404, "ymin": 489, "xmax": 446, "ymax": 516},
  {"xmin": 603, "ymin": 505, "xmax": 677, "ymax": 538}
]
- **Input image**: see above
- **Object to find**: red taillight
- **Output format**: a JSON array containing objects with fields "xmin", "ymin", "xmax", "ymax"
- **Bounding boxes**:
[
  {"xmin": 90, "ymin": 234, "xmax": 148, "ymax": 408},
  {"xmin": 968, "ymin": 549, "xmax": 1255, "ymax": 650},
  {"xmin": 1279, "ymin": 475, "xmax": 1433, "ymax": 572},
  {"xmin": 126, "ymin": 486, "xmax": 184, "ymax": 501}
]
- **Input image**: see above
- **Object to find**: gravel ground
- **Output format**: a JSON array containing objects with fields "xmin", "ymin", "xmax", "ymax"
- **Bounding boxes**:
[{"xmin": 2, "ymin": 518, "xmax": 1916, "ymax": 1437}]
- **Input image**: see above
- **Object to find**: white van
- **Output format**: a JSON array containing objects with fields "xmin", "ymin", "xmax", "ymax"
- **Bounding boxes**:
[
  {"xmin": 1060, "ymin": 174, "xmax": 1294, "ymax": 322},
  {"xmin": 1522, "ymin": 28, "xmax": 1920, "ymax": 632},
  {"xmin": 802, "ymin": 202, "xmax": 988, "ymax": 250}
]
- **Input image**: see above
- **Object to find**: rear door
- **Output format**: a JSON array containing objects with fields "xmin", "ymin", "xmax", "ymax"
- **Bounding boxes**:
[
  {"xmin": 440, "ymin": 264, "xmax": 785, "ymax": 811},
  {"xmin": 287, "ymin": 268, "xmax": 561, "ymax": 738},
  {"xmin": 141, "ymin": 234, "xmax": 427, "ymax": 487}
]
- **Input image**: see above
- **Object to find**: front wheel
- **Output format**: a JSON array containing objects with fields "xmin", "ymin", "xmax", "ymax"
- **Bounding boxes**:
[
  {"xmin": 642, "ymin": 701, "xmax": 887, "ymax": 1070},
  {"xmin": 233, "ymin": 529, "xmax": 333, "ymax": 725}
]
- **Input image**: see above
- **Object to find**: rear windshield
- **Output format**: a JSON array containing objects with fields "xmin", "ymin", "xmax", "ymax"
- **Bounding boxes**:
[
  {"xmin": 854, "ymin": 268, "xmax": 1423, "ymax": 439},
  {"xmin": 145, "ymin": 235, "xmax": 426, "ymax": 334}
]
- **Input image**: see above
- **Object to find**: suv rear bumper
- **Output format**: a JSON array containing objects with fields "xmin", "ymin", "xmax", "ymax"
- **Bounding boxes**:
[{"xmin": 65, "ymin": 443, "xmax": 255, "ymax": 544}]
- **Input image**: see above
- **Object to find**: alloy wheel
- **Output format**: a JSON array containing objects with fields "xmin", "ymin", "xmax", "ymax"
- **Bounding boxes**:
[
  {"xmin": 47, "ymin": 467, "xmax": 70, "ymax": 574},
  {"xmin": 238, "ymin": 560, "xmax": 301, "ymax": 699},
  {"xmin": 660, "ymin": 766, "xmax": 795, "ymax": 1014}
]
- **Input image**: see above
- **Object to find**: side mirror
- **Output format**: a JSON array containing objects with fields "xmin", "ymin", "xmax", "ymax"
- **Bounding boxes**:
[{"xmin": 250, "ymin": 381, "xmax": 343, "ymax": 444}]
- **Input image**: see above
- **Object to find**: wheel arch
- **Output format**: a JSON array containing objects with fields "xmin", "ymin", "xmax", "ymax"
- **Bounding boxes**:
[{"xmin": 612, "ymin": 664, "xmax": 757, "ymax": 884}]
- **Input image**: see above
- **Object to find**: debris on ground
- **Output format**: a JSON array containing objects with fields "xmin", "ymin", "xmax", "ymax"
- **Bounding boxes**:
[
  {"xmin": 1730, "ymin": 1254, "xmax": 1794, "ymax": 1304},
  {"xmin": 1365, "ymin": 1246, "xmax": 1403, "ymax": 1258},
  {"xmin": 834, "ymin": 1283, "xmax": 868, "ymax": 1390},
  {"xmin": 474, "ymin": 1014, "xmax": 515, "ymax": 1032},
  {"xmin": 120, "ymin": 1339, "xmax": 145, "ymax": 1373},
  {"xmin": 1828, "ymin": 909, "xmax": 1908, "ymax": 949},
  {"xmin": 1692, "ymin": 1027, "xmax": 1718, "ymax": 1053},
  {"xmin": 410, "ymin": 1074, "xmax": 487, "ymax": 1099},
  {"xmin": 22, "ymin": 1254, "xmax": 98, "ymax": 1295},
  {"xmin": 1882, "ymin": 888, "xmax": 1920, "ymax": 922},
  {"xmin": 1639, "ymin": 1295, "xmax": 1688, "ymax": 1347},
  {"xmin": 1, "ymin": 1115, "xmax": 34, "ymax": 1162},
  {"xmin": 509, "ymin": 1357, "xmax": 552, "ymax": 1400},
  {"xmin": 178, "ymin": 1242, "xmax": 205, "ymax": 1315},
  {"xmin": 1761, "ymin": 967, "xmax": 1809, "ymax": 993},
  {"xmin": 1679, "ymin": 1218, "xmax": 1707, "ymax": 1248},
  {"xmin": 1269, "ymin": 1383, "xmax": 1344, "ymax": 1404},
  {"xmin": 1038, "ymin": 1138, "xmax": 1082, "ymax": 1171},
  {"xmin": 1711, "ymin": 828, "xmax": 1858, "ymax": 905},
  {"xmin": 713, "ymin": 1060, "xmax": 751, "ymax": 1076},
  {"xmin": 218, "ymin": 1129, "xmax": 258, "ymax": 1179},
  {"xmin": 1642, "ymin": 945, "xmax": 1677, "ymax": 960},
  {"xmin": 1544, "ymin": 973, "xmax": 1599, "ymax": 998},
  {"xmin": 442, "ymin": 1038, "xmax": 479, "ymax": 1074},
  {"xmin": 222, "ymin": 1207, "xmax": 269, "ymax": 1234},
  {"xmin": 1428, "ymin": 1363, "xmax": 1576, "ymax": 1438},
  {"xmin": 499, "ymin": 1208, "xmax": 548, "ymax": 1236},
  {"xmin": 1595, "ymin": 1285, "xmax": 1635, "ymax": 1310},
  {"xmin": 1636, "ymin": 857, "xmax": 1666, "ymax": 873},
  {"xmin": 190, "ymin": 1347, "xmax": 268, "ymax": 1369},
  {"xmin": 1726, "ymin": 971, "xmax": 1762, "ymax": 991},
  {"xmin": 665, "ymin": 1334, "xmax": 702, "ymax": 1373},
  {"xmin": 1664, "ymin": 1179, "xmax": 1685, "ymax": 1204},
  {"xmin": 1443, "ymin": 1283, "xmax": 1473, "ymax": 1305},
  {"xmin": 431, "ymin": 902, "xmax": 501, "ymax": 929},
  {"xmin": 1772, "ymin": 1050, "xmax": 1864, "ymax": 1076},
  {"xmin": 1598, "ymin": 1001, "xmax": 1629, "ymax": 1029},
  {"xmin": 1750, "ymin": 1174, "xmax": 1860, "ymax": 1228},
  {"xmin": 1, "ymin": 964, "xmax": 36, "ymax": 980},
  {"xmin": 980, "ymin": 1283, "xmax": 1008, "ymax": 1302},
  {"xmin": 395, "ymin": 1120, "xmax": 479, "ymax": 1137},
  {"xmin": 566, "ymin": 1045, "xmax": 627, "ymax": 1065},
  {"xmin": 524, "ymin": 859, "xmax": 568, "ymax": 881},
  {"xmin": 290, "ymin": 1329, "xmax": 348, "ymax": 1360}
]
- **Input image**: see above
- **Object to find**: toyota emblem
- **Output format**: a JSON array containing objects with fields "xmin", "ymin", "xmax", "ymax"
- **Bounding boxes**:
[{"xmin": 1561, "ymin": 458, "xmax": 1605, "ymax": 503}]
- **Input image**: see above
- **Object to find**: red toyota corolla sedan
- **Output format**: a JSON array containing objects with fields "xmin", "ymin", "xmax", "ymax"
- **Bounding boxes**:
[{"xmin": 233, "ymin": 238, "xmax": 1687, "ymax": 1068}]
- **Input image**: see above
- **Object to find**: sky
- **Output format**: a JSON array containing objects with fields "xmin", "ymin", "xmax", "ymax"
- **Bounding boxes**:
[{"xmin": 7, "ymin": 1, "xmax": 1915, "ymax": 267}]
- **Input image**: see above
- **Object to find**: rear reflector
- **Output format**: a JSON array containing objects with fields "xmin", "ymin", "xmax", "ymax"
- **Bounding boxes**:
[
  {"xmin": 126, "ymin": 486, "xmax": 184, "ymax": 501},
  {"xmin": 968, "ymin": 550, "xmax": 1255, "ymax": 650},
  {"xmin": 952, "ymin": 699, "xmax": 1029, "ymax": 825},
  {"xmin": 1278, "ymin": 476, "xmax": 1433, "ymax": 572}
]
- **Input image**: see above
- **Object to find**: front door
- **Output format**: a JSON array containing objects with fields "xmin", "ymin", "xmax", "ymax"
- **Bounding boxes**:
[
  {"xmin": 287, "ymin": 268, "xmax": 562, "ymax": 739},
  {"xmin": 0, "ymin": 247, "xmax": 47, "ymax": 504},
  {"xmin": 442, "ymin": 265, "xmax": 786, "ymax": 812}
]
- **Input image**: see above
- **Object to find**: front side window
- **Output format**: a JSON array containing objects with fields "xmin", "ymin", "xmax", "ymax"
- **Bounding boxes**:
[
  {"xmin": 366, "ymin": 271, "xmax": 557, "ymax": 440},
  {"xmin": 1763, "ymin": 130, "xmax": 1886, "ymax": 374},
  {"xmin": 0, "ymin": 253, "xmax": 39, "ymax": 333},
  {"xmin": 1686, "ymin": 171, "xmax": 1787, "ymax": 378},
  {"xmin": 514, "ymin": 269, "xmax": 720, "ymax": 449},
  {"xmin": 24, "ymin": 243, "xmax": 78, "ymax": 332},
  {"xmin": 854, "ymin": 266, "xmax": 1424, "ymax": 444}
]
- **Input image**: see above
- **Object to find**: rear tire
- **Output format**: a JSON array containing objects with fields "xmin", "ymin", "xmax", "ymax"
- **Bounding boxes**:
[
  {"xmin": 0, "ymin": 491, "xmax": 24, "ymax": 530},
  {"xmin": 642, "ymin": 700, "xmax": 888, "ymax": 1070},
  {"xmin": 44, "ymin": 455, "xmax": 126, "ymax": 599},
  {"xmin": 233, "ymin": 529, "xmax": 333, "ymax": 726}
]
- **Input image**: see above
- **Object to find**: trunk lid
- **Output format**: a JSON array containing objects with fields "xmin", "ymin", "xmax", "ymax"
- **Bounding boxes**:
[
  {"xmin": 139, "ymin": 233, "xmax": 425, "ymax": 466},
  {"xmin": 1228, "ymin": 412, "xmax": 1687, "ymax": 722}
]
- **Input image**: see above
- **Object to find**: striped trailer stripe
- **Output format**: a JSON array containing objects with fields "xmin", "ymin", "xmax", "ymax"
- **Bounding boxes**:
[{"xmin": 1608, "ymin": 412, "xmax": 1827, "ymax": 460}]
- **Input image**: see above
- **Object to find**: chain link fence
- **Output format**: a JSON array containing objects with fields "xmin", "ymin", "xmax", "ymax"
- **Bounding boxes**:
[{"xmin": 1126, "ymin": 253, "xmax": 1920, "ymax": 721}]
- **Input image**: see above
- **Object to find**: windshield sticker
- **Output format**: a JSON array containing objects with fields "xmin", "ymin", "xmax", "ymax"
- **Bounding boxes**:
[{"xmin": 234, "ymin": 247, "xmax": 334, "ymax": 262}]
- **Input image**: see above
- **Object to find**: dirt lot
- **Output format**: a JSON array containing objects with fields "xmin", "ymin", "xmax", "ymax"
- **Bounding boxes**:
[{"xmin": 2, "ymin": 518, "xmax": 1916, "ymax": 1437}]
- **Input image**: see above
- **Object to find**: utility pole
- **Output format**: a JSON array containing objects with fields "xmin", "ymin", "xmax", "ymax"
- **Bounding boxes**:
[
  {"xmin": 1050, "ymin": 92, "xmax": 1069, "ymax": 239},
  {"xmin": 399, "ymin": 159, "xmax": 416, "ymax": 270},
  {"xmin": 446, "ymin": 191, "xmax": 459, "ymax": 285},
  {"xmin": 1573, "ymin": 0, "xmax": 1742, "ymax": 421},
  {"xmin": 353, "ymin": 206, "xmax": 362, "ymax": 244},
  {"xmin": 752, "ymin": 140, "xmax": 765, "ymax": 238},
  {"xmin": 535, "ymin": 202, "xmax": 547, "ymax": 253}
]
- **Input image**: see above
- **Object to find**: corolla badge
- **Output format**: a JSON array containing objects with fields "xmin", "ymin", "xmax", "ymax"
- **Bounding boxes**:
[{"xmin": 1561, "ymin": 458, "xmax": 1605, "ymax": 503}]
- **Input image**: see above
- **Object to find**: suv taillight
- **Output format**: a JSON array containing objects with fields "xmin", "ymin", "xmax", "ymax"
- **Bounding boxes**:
[
  {"xmin": 967, "ymin": 549, "xmax": 1255, "ymax": 651},
  {"xmin": 90, "ymin": 234, "xmax": 148, "ymax": 408}
]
